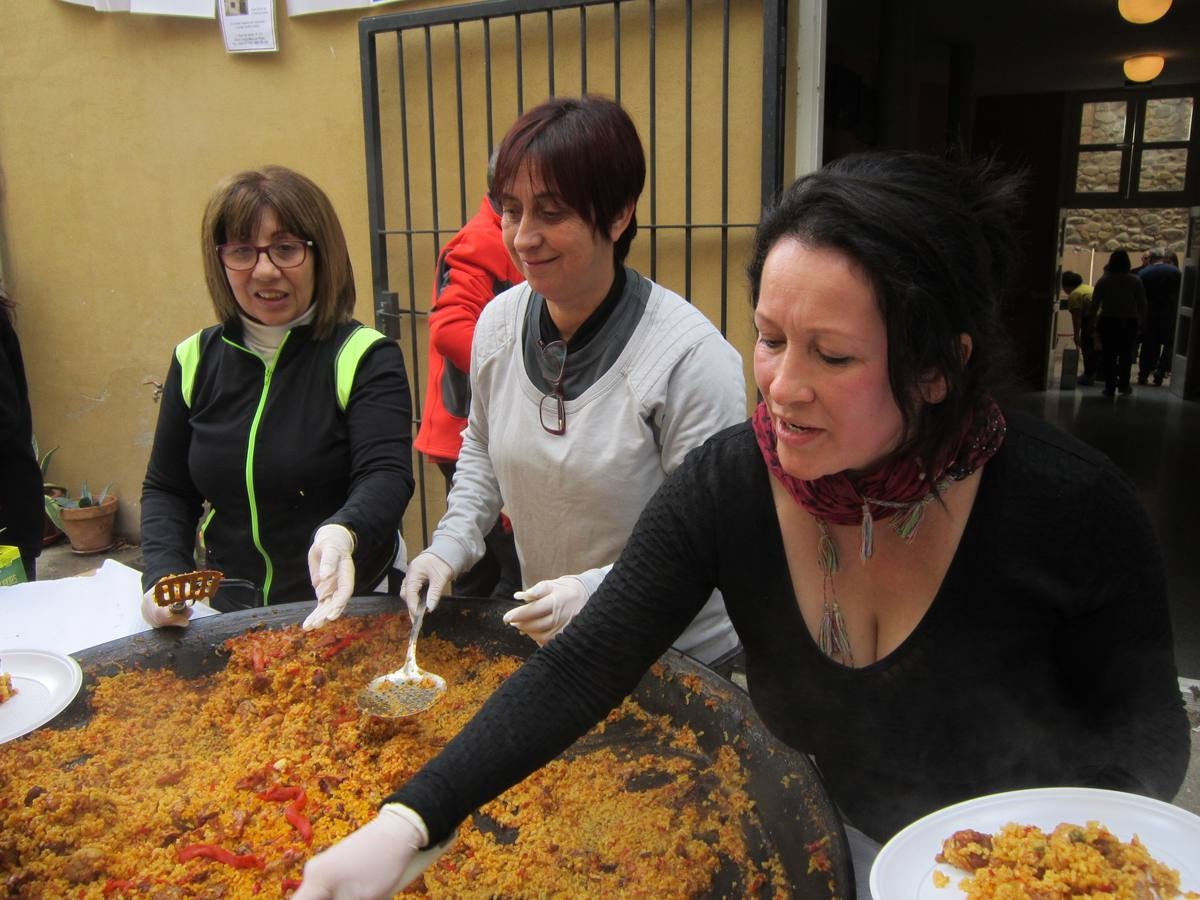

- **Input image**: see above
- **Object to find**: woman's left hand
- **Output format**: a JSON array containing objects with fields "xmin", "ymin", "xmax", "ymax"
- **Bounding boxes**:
[
  {"xmin": 303, "ymin": 524, "xmax": 356, "ymax": 630},
  {"xmin": 503, "ymin": 576, "xmax": 590, "ymax": 645}
]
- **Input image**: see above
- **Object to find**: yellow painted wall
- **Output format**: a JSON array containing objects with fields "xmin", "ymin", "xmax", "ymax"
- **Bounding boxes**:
[{"xmin": 0, "ymin": 1, "xmax": 765, "ymax": 559}]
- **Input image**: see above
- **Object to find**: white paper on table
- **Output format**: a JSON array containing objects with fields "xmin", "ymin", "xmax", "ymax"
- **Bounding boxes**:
[
  {"xmin": 94, "ymin": 0, "xmax": 133, "ymax": 10},
  {"xmin": 0, "ymin": 559, "xmax": 218, "ymax": 656},
  {"xmin": 57, "ymin": 0, "xmax": 99, "ymax": 8},
  {"xmin": 130, "ymin": 0, "xmax": 214, "ymax": 16},
  {"xmin": 219, "ymin": 0, "xmax": 277, "ymax": 52}
]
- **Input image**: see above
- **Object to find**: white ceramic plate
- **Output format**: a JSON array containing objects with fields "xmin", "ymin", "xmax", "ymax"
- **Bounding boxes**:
[
  {"xmin": 0, "ymin": 649, "xmax": 84, "ymax": 744},
  {"xmin": 870, "ymin": 787, "xmax": 1200, "ymax": 899}
]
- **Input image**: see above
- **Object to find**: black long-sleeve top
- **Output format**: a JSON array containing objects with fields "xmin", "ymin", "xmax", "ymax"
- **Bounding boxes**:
[
  {"xmin": 140, "ymin": 319, "xmax": 413, "ymax": 604},
  {"xmin": 390, "ymin": 410, "xmax": 1189, "ymax": 845}
]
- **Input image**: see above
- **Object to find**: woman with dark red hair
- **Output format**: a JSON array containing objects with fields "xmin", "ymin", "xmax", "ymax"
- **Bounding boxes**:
[{"xmin": 400, "ymin": 95, "xmax": 744, "ymax": 667}]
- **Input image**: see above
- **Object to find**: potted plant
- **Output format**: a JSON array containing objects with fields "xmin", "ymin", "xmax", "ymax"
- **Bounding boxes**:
[
  {"xmin": 45, "ymin": 481, "xmax": 119, "ymax": 555},
  {"xmin": 33, "ymin": 436, "xmax": 65, "ymax": 546}
]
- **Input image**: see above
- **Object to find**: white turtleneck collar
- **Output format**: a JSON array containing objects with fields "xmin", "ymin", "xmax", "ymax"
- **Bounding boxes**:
[{"xmin": 238, "ymin": 305, "xmax": 318, "ymax": 360}]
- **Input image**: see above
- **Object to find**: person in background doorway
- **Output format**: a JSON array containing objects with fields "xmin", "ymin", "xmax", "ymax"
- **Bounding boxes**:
[
  {"xmin": 1137, "ymin": 248, "xmax": 1181, "ymax": 387},
  {"xmin": 140, "ymin": 165, "xmax": 414, "ymax": 627},
  {"xmin": 1092, "ymin": 249, "xmax": 1146, "ymax": 397},
  {"xmin": 413, "ymin": 157, "xmax": 523, "ymax": 600},
  {"xmin": 400, "ymin": 95, "xmax": 744, "ymax": 666},
  {"xmin": 294, "ymin": 151, "xmax": 1188, "ymax": 900},
  {"xmin": 0, "ymin": 288, "xmax": 44, "ymax": 581},
  {"xmin": 1060, "ymin": 270, "xmax": 1098, "ymax": 386}
]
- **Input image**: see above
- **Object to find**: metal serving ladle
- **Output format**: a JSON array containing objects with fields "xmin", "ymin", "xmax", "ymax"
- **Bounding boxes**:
[{"xmin": 356, "ymin": 595, "xmax": 446, "ymax": 717}]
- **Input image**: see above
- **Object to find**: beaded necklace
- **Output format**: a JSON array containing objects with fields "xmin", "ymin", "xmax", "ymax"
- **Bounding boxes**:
[{"xmin": 751, "ymin": 397, "xmax": 1007, "ymax": 666}]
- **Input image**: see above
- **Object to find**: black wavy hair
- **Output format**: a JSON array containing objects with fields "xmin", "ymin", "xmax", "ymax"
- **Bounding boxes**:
[{"xmin": 747, "ymin": 150, "xmax": 1024, "ymax": 472}]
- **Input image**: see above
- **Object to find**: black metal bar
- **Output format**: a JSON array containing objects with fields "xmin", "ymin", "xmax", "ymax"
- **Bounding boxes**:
[
  {"xmin": 720, "ymin": 0, "xmax": 730, "ymax": 335},
  {"xmin": 580, "ymin": 7, "xmax": 587, "ymax": 94},
  {"xmin": 613, "ymin": 0, "xmax": 620, "ymax": 105},
  {"xmin": 516, "ymin": 13, "xmax": 524, "ymax": 113},
  {"xmin": 454, "ymin": 22, "xmax": 468, "ymax": 224},
  {"xmin": 760, "ymin": 0, "xmax": 786, "ymax": 210},
  {"xmin": 424, "ymin": 26, "xmax": 440, "ymax": 273},
  {"xmin": 359, "ymin": 27, "xmax": 392, "ymax": 338},
  {"xmin": 396, "ymin": 32, "xmax": 430, "ymax": 546},
  {"xmin": 684, "ymin": 0, "xmax": 693, "ymax": 303},
  {"xmin": 484, "ymin": 19, "xmax": 495, "ymax": 151},
  {"xmin": 648, "ymin": 0, "xmax": 656, "ymax": 280},
  {"xmin": 547, "ymin": 9, "xmax": 555, "ymax": 97}
]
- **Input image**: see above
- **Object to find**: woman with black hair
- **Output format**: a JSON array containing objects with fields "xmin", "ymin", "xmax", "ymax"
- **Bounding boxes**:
[{"xmin": 296, "ymin": 152, "xmax": 1188, "ymax": 900}]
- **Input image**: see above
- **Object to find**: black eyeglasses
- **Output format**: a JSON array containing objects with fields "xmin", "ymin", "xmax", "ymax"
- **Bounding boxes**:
[
  {"xmin": 217, "ymin": 240, "xmax": 314, "ymax": 271},
  {"xmin": 538, "ymin": 340, "xmax": 568, "ymax": 436}
]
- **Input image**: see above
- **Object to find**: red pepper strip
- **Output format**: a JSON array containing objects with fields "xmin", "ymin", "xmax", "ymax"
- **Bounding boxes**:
[
  {"xmin": 331, "ymin": 705, "xmax": 357, "ymax": 726},
  {"xmin": 256, "ymin": 786, "xmax": 302, "ymax": 803},
  {"xmin": 103, "ymin": 879, "xmax": 137, "ymax": 895},
  {"xmin": 251, "ymin": 649, "xmax": 266, "ymax": 674},
  {"xmin": 281, "ymin": 878, "xmax": 302, "ymax": 892},
  {"xmin": 317, "ymin": 633, "xmax": 364, "ymax": 660},
  {"xmin": 284, "ymin": 800, "xmax": 313, "ymax": 843},
  {"xmin": 257, "ymin": 786, "xmax": 313, "ymax": 843},
  {"xmin": 177, "ymin": 843, "xmax": 265, "ymax": 870}
]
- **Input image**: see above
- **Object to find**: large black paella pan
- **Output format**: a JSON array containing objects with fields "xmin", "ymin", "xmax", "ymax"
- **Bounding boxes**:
[{"xmin": 48, "ymin": 596, "xmax": 852, "ymax": 897}]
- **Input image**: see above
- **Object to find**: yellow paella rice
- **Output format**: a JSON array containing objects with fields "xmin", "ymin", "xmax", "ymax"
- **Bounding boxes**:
[
  {"xmin": 937, "ymin": 820, "xmax": 1200, "ymax": 899},
  {"xmin": 0, "ymin": 672, "xmax": 16, "ymax": 705},
  {"xmin": 0, "ymin": 614, "xmax": 794, "ymax": 898}
]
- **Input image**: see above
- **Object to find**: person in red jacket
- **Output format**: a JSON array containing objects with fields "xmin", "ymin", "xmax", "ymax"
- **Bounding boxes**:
[{"xmin": 414, "ymin": 173, "xmax": 523, "ymax": 599}]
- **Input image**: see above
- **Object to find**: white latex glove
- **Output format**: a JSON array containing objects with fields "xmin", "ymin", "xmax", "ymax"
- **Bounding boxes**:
[
  {"xmin": 400, "ymin": 552, "xmax": 454, "ymax": 618},
  {"xmin": 293, "ymin": 807, "xmax": 432, "ymax": 900},
  {"xmin": 502, "ymin": 576, "xmax": 590, "ymax": 645},
  {"xmin": 303, "ymin": 524, "xmax": 356, "ymax": 631},
  {"xmin": 140, "ymin": 587, "xmax": 193, "ymax": 629}
]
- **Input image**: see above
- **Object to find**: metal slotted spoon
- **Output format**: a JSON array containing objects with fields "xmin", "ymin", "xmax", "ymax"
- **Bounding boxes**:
[{"xmin": 356, "ymin": 596, "xmax": 446, "ymax": 717}]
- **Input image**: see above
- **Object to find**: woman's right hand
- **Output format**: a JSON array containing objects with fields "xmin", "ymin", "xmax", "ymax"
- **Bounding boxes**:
[
  {"xmin": 399, "ymin": 552, "xmax": 454, "ymax": 618},
  {"xmin": 139, "ymin": 587, "xmax": 193, "ymax": 628},
  {"xmin": 293, "ymin": 809, "xmax": 428, "ymax": 900}
]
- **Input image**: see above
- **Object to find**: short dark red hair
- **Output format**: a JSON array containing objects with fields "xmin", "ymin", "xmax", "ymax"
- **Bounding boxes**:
[{"xmin": 492, "ymin": 95, "xmax": 645, "ymax": 264}]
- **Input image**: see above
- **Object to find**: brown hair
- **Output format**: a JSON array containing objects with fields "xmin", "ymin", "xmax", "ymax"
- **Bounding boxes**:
[
  {"xmin": 491, "ymin": 95, "xmax": 645, "ymax": 264},
  {"xmin": 201, "ymin": 165, "xmax": 354, "ymax": 339}
]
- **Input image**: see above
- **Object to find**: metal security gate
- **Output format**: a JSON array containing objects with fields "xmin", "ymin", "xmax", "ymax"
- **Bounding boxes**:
[{"xmin": 359, "ymin": 0, "xmax": 789, "ymax": 547}]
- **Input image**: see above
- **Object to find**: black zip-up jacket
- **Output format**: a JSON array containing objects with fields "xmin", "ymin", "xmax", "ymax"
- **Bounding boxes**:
[{"xmin": 140, "ymin": 319, "xmax": 413, "ymax": 605}]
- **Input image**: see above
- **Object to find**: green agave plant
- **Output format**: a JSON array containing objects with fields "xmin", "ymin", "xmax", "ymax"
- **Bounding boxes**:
[{"xmin": 44, "ymin": 481, "xmax": 113, "ymax": 532}]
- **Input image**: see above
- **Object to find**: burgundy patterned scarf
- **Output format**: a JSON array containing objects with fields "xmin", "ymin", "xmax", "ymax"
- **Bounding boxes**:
[{"xmin": 751, "ymin": 396, "xmax": 1006, "ymax": 665}]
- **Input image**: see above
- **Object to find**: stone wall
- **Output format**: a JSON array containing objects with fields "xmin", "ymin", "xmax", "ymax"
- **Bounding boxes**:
[
  {"xmin": 1067, "ymin": 97, "xmax": 1191, "ymax": 256},
  {"xmin": 1064, "ymin": 206, "xmax": 1188, "ymax": 257}
]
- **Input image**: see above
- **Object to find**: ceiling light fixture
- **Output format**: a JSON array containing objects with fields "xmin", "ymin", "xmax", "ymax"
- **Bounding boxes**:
[
  {"xmin": 1123, "ymin": 54, "xmax": 1165, "ymax": 82},
  {"xmin": 1117, "ymin": 0, "xmax": 1172, "ymax": 24}
]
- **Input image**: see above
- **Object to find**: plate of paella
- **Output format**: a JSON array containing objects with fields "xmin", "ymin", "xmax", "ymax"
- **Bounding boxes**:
[
  {"xmin": 0, "ymin": 648, "xmax": 84, "ymax": 743},
  {"xmin": 870, "ymin": 787, "xmax": 1200, "ymax": 899}
]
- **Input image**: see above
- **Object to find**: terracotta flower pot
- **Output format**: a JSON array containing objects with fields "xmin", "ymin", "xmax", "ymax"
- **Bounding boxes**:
[{"xmin": 58, "ymin": 495, "xmax": 119, "ymax": 555}]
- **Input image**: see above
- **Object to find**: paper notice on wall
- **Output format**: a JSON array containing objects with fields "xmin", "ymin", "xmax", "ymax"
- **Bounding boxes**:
[
  {"xmin": 130, "ymin": 0, "xmax": 214, "ymax": 15},
  {"xmin": 285, "ymin": 0, "xmax": 365, "ymax": 14},
  {"xmin": 219, "ymin": 0, "xmax": 278, "ymax": 53}
]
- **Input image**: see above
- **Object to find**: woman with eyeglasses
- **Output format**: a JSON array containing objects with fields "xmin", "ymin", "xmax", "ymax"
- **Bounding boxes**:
[
  {"xmin": 296, "ymin": 152, "xmax": 1187, "ymax": 900},
  {"xmin": 400, "ymin": 95, "xmax": 745, "ymax": 666},
  {"xmin": 139, "ymin": 165, "xmax": 414, "ymax": 628}
]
